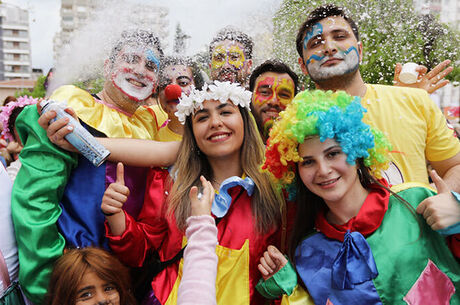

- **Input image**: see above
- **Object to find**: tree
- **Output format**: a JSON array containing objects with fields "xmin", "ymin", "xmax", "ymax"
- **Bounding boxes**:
[
  {"xmin": 15, "ymin": 75, "xmax": 47, "ymax": 98},
  {"xmin": 173, "ymin": 23, "xmax": 191, "ymax": 55},
  {"xmin": 273, "ymin": 0, "xmax": 460, "ymax": 88}
]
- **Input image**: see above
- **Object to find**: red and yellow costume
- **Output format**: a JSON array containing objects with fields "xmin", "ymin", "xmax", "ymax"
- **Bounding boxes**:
[{"xmin": 107, "ymin": 168, "xmax": 280, "ymax": 305}]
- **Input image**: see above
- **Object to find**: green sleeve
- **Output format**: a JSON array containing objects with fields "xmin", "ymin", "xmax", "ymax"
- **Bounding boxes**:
[
  {"xmin": 11, "ymin": 105, "xmax": 78, "ymax": 304},
  {"xmin": 256, "ymin": 259, "xmax": 298, "ymax": 299}
]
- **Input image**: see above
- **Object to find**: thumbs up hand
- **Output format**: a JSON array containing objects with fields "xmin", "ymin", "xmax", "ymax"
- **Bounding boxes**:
[
  {"xmin": 416, "ymin": 170, "xmax": 460, "ymax": 231},
  {"xmin": 101, "ymin": 162, "xmax": 130, "ymax": 217}
]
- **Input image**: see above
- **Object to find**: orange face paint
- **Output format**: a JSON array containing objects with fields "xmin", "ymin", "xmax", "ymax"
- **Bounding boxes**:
[{"xmin": 253, "ymin": 75, "xmax": 295, "ymax": 107}]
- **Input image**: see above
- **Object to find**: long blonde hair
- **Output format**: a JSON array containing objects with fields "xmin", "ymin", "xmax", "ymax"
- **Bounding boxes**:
[{"xmin": 168, "ymin": 106, "xmax": 283, "ymax": 233}]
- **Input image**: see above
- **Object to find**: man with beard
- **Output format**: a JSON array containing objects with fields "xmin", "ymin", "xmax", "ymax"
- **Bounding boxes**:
[
  {"xmin": 249, "ymin": 60, "xmax": 299, "ymax": 143},
  {"xmin": 209, "ymin": 27, "xmax": 253, "ymax": 86},
  {"xmin": 11, "ymin": 29, "xmax": 166, "ymax": 304},
  {"xmin": 296, "ymin": 4, "xmax": 460, "ymax": 229}
]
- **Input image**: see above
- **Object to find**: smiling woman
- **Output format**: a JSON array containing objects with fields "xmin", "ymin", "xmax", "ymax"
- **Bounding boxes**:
[
  {"xmin": 258, "ymin": 89, "xmax": 460, "ymax": 305},
  {"xmin": 102, "ymin": 81, "xmax": 285, "ymax": 305}
]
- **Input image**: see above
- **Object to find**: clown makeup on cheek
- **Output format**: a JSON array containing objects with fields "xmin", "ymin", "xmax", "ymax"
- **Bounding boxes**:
[
  {"xmin": 253, "ymin": 75, "xmax": 295, "ymax": 107},
  {"xmin": 305, "ymin": 45, "xmax": 359, "ymax": 82},
  {"xmin": 110, "ymin": 47, "xmax": 160, "ymax": 102},
  {"xmin": 112, "ymin": 67, "xmax": 156, "ymax": 102}
]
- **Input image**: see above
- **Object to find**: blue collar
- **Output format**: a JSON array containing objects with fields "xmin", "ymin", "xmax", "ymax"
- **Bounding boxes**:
[{"xmin": 211, "ymin": 176, "xmax": 255, "ymax": 218}]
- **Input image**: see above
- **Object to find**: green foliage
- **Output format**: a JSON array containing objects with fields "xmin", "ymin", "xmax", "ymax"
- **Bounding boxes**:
[
  {"xmin": 273, "ymin": 0, "xmax": 460, "ymax": 87},
  {"xmin": 73, "ymin": 77, "xmax": 105, "ymax": 94},
  {"xmin": 15, "ymin": 75, "xmax": 47, "ymax": 98}
]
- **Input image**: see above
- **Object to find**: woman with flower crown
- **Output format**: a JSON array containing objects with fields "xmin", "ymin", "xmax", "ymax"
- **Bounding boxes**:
[
  {"xmin": 256, "ymin": 90, "xmax": 460, "ymax": 305},
  {"xmin": 101, "ymin": 81, "xmax": 285, "ymax": 305}
]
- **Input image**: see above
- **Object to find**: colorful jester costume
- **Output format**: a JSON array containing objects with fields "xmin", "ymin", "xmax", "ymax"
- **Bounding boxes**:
[
  {"xmin": 259, "ymin": 90, "xmax": 460, "ymax": 305},
  {"xmin": 11, "ymin": 85, "xmax": 160, "ymax": 304},
  {"xmin": 107, "ymin": 81, "xmax": 282, "ymax": 305}
]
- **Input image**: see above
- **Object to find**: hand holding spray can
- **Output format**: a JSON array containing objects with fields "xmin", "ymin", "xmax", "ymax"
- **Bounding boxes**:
[{"xmin": 40, "ymin": 100, "xmax": 110, "ymax": 167}]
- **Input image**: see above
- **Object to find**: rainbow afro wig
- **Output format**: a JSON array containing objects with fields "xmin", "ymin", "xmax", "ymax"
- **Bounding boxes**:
[{"xmin": 262, "ymin": 90, "xmax": 392, "ymax": 190}]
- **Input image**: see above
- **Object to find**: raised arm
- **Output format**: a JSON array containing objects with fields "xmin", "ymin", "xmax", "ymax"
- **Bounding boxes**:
[
  {"xmin": 394, "ymin": 59, "xmax": 453, "ymax": 94},
  {"xmin": 178, "ymin": 176, "xmax": 218, "ymax": 305},
  {"xmin": 37, "ymin": 105, "xmax": 180, "ymax": 167}
]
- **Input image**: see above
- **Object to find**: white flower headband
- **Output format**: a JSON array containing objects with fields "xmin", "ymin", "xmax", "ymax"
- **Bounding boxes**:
[{"xmin": 175, "ymin": 80, "xmax": 252, "ymax": 124}]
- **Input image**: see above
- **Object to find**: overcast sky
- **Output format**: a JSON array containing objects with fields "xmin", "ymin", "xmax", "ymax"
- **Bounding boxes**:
[{"xmin": 6, "ymin": 0, "xmax": 283, "ymax": 73}]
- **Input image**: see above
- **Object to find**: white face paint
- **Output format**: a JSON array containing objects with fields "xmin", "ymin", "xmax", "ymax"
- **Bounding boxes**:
[
  {"xmin": 112, "ymin": 69, "xmax": 155, "ymax": 102},
  {"xmin": 306, "ymin": 46, "xmax": 360, "ymax": 82},
  {"xmin": 110, "ymin": 46, "xmax": 160, "ymax": 102}
]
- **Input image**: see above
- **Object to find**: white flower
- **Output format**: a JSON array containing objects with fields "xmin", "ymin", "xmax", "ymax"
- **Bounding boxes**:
[{"xmin": 174, "ymin": 81, "xmax": 252, "ymax": 124}]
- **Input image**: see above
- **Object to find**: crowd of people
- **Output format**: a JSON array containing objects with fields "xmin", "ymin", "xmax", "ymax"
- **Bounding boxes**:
[{"xmin": 0, "ymin": 4, "xmax": 459, "ymax": 305}]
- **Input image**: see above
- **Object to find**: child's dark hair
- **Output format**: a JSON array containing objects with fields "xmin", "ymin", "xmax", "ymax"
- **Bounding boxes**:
[{"xmin": 7, "ymin": 107, "xmax": 25, "ymax": 141}]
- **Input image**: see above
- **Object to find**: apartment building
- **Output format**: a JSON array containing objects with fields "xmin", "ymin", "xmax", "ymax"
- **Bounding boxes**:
[{"xmin": 0, "ymin": 2, "xmax": 32, "ymax": 80}]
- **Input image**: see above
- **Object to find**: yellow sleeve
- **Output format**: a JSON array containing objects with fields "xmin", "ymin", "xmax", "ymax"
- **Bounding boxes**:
[{"xmin": 419, "ymin": 91, "xmax": 460, "ymax": 162}]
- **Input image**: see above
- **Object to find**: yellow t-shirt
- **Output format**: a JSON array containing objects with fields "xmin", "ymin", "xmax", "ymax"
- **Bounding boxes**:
[
  {"xmin": 362, "ymin": 84, "xmax": 460, "ymax": 185},
  {"xmin": 149, "ymin": 104, "xmax": 183, "ymax": 142},
  {"xmin": 50, "ymin": 85, "xmax": 159, "ymax": 140}
]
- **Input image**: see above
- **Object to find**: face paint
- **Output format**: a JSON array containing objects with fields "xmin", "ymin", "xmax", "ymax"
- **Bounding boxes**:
[
  {"xmin": 253, "ymin": 75, "xmax": 295, "ymax": 107},
  {"xmin": 110, "ymin": 47, "xmax": 159, "ymax": 102},
  {"xmin": 112, "ymin": 67, "xmax": 155, "ymax": 102},
  {"xmin": 303, "ymin": 23, "xmax": 323, "ymax": 50},
  {"xmin": 145, "ymin": 49, "xmax": 160, "ymax": 72},
  {"xmin": 252, "ymin": 73, "xmax": 295, "ymax": 137},
  {"xmin": 211, "ymin": 44, "xmax": 246, "ymax": 70},
  {"xmin": 306, "ymin": 46, "xmax": 360, "ymax": 82}
]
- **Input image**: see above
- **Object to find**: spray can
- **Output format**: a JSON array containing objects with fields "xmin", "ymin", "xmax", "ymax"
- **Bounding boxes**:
[{"xmin": 40, "ymin": 100, "xmax": 110, "ymax": 167}]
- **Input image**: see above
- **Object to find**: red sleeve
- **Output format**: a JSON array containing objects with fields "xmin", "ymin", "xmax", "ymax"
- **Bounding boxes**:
[
  {"xmin": 447, "ymin": 234, "xmax": 460, "ymax": 259},
  {"xmin": 106, "ymin": 168, "xmax": 171, "ymax": 267}
]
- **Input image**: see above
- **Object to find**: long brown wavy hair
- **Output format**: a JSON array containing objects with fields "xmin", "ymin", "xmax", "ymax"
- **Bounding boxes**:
[
  {"xmin": 45, "ymin": 247, "xmax": 136, "ymax": 305},
  {"xmin": 168, "ymin": 105, "xmax": 283, "ymax": 233}
]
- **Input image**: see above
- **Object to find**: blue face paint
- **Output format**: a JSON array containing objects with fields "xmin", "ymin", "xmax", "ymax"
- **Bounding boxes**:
[
  {"xmin": 146, "ymin": 49, "xmax": 160, "ymax": 71},
  {"xmin": 303, "ymin": 23, "xmax": 323, "ymax": 50},
  {"xmin": 305, "ymin": 54, "xmax": 325, "ymax": 66}
]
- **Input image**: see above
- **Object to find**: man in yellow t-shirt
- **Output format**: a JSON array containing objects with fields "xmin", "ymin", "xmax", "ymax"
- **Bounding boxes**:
[{"xmin": 295, "ymin": 4, "xmax": 459, "ymax": 190}]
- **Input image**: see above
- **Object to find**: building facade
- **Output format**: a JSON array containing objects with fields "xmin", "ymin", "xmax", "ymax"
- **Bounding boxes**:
[
  {"xmin": 52, "ymin": 0, "xmax": 98, "ymax": 64},
  {"xmin": 0, "ymin": 3, "xmax": 32, "ymax": 80}
]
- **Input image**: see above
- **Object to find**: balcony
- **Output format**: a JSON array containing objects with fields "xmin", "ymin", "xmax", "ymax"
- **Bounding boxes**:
[
  {"xmin": 3, "ymin": 49, "xmax": 30, "ymax": 54},
  {"xmin": 4, "ymin": 72, "xmax": 32, "ymax": 79},
  {"xmin": 4, "ymin": 60, "xmax": 31, "ymax": 66},
  {"xmin": 2, "ymin": 37, "xmax": 29, "ymax": 43}
]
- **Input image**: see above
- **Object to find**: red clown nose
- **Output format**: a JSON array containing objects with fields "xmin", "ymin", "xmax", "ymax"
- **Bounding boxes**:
[{"xmin": 164, "ymin": 84, "xmax": 182, "ymax": 100}]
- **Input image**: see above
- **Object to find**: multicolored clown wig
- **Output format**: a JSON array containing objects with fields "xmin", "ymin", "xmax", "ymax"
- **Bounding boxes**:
[{"xmin": 262, "ymin": 90, "xmax": 392, "ymax": 190}]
